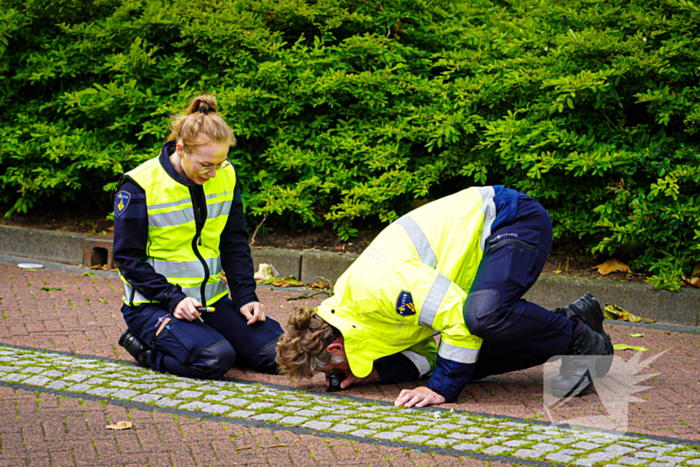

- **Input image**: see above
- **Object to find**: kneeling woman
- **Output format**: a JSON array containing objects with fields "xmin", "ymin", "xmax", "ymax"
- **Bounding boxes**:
[{"xmin": 113, "ymin": 95, "xmax": 281, "ymax": 378}]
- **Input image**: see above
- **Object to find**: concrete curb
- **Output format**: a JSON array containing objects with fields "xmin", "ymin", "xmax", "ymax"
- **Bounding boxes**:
[
  {"xmin": 0, "ymin": 225, "xmax": 85, "ymax": 265},
  {"xmin": 2, "ymin": 224, "xmax": 699, "ymax": 326}
]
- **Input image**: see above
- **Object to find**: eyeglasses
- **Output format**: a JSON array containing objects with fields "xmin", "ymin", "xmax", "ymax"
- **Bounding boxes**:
[{"xmin": 182, "ymin": 145, "xmax": 230, "ymax": 174}]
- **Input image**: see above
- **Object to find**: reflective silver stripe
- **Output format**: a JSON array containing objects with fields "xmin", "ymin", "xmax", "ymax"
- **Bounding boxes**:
[
  {"xmin": 401, "ymin": 350, "xmax": 432, "ymax": 377},
  {"xmin": 124, "ymin": 283, "xmax": 151, "ymax": 306},
  {"xmin": 149, "ymin": 258, "xmax": 221, "ymax": 279},
  {"xmin": 395, "ymin": 216, "xmax": 437, "ymax": 268},
  {"xmin": 181, "ymin": 281, "xmax": 228, "ymax": 301},
  {"xmin": 205, "ymin": 191, "xmax": 230, "ymax": 201},
  {"xmin": 438, "ymin": 341, "xmax": 480, "ymax": 364},
  {"xmin": 476, "ymin": 186, "xmax": 497, "ymax": 252},
  {"xmin": 148, "ymin": 208, "xmax": 194, "ymax": 228},
  {"xmin": 419, "ymin": 273, "xmax": 451, "ymax": 327},
  {"xmin": 124, "ymin": 280, "xmax": 228, "ymax": 305},
  {"xmin": 149, "ymin": 197, "xmax": 193, "ymax": 211},
  {"xmin": 148, "ymin": 188, "xmax": 231, "ymax": 215},
  {"xmin": 207, "ymin": 198, "xmax": 233, "ymax": 219}
]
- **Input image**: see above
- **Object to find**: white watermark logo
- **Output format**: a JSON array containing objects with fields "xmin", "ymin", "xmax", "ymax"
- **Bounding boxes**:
[{"xmin": 543, "ymin": 351, "xmax": 665, "ymax": 432}]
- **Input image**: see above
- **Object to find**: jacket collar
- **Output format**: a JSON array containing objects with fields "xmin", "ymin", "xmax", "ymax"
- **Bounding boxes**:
[{"xmin": 159, "ymin": 141, "xmax": 197, "ymax": 188}]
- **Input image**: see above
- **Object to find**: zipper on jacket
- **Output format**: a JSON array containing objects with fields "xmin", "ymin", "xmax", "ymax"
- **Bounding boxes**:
[{"xmin": 190, "ymin": 186, "xmax": 210, "ymax": 306}]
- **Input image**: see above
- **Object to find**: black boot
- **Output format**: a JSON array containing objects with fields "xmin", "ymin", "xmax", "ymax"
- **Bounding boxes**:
[
  {"xmin": 555, "ymin": 292, "xmax": 604, "ymax": 334},
  {"xmin": 118, "ymin": 329, "xmax": 151, "ymax": 368},
  {"xmin": 555, "ymin": 292, "xmax": 613, "ymax": 377},
  {"xmin": 550, "ymin": 324, "xmax": 612, "ymax": 398}
]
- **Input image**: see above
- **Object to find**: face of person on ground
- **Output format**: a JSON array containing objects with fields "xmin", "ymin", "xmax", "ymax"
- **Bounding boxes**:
[
  {"xmin": 175, "ymin": 135, "xmax": 230, "ymax": 185},
  {"xmin": 324, "ymin": 338, "xmax": 351, "ymax": 376}
]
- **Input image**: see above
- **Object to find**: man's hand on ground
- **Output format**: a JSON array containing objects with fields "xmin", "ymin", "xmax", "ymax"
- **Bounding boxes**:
[
  {"xmin": 240, "ymin": 301, "xmax": 266, "ymax": 325},
  {"xmin": 173, "ymin": 297, "xmax": 202, "ymax": 322},
  {"xmin": 394, "ymin": 386, "xmax": 446, "ymax": 408},
  {"xmin": 338, "ymin": 369, "xmax": 380, "ymax": 390}
]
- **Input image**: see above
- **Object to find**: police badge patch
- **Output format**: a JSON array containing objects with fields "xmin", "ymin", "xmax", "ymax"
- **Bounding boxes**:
[
  {"xmin": 396, "ymin": 291, "xmax": 416, "ymax": 316},
  {"xmin": 115, "ymin": 191, "xmax": 131, "ymax": 217}
]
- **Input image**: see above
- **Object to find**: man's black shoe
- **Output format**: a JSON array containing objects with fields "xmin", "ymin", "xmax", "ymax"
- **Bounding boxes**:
[
  {"xmin": 555, "ymin": 292, "xmax": 604, "ymax": 334},
  {"xmin": 550, "ymin": 324, "xmax": 612, "ymax": 398},
  {"xmin": 118, "ymin": 329, "xmax": 151, "ymax": 368},
  {"xmin": 555, "ymin": 292, "xmax": 613, "ymax": 377}
]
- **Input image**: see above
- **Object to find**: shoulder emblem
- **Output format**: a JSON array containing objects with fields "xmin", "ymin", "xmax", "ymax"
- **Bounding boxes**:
[
  {"xmin": 396, "ymin": 291, "xmax": 416, "ymax": 316},
  {"xmin": 115, "ymin": 191, "xmax": 131, "ymax": 217}
]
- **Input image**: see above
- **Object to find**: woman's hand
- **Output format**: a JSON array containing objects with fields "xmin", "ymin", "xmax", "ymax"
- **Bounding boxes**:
[
  {"xmin": 394, "ymin": 386, "xmax": 446, "ymax": 408},
  {"xmin": 173, "ymin": 297, "xmax": 203, "ymax": 321},
  {"xmin": 240, "ymin": 301, "xmax": 265, "ymax": 325}
]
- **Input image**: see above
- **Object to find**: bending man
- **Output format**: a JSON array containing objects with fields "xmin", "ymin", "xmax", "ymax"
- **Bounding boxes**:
[{"xmin": 276, "ymin": 186, "xmax": 613, "ymax": 407}]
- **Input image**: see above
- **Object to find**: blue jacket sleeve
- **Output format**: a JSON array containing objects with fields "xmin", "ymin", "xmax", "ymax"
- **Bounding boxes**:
[
  {"xmin": 112, "ymin": 178, "xmax": 188, "ymax": 312},
  {"xmin": 426, "ymin": 355, "xmax": 476, "ymax": 403},
  {"xmin": 219, "ymin": 169, "xmax": 259, "ymax": 307}
]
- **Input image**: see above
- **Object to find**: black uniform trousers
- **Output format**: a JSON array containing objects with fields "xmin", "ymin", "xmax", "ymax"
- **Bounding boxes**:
[
  {"xmin": 464, "ymin": 193, "xmax": 576, "ymax": 380},
  {"xmin": 122, "ymin": 296, "xmax": 282, "ymax": 379}
]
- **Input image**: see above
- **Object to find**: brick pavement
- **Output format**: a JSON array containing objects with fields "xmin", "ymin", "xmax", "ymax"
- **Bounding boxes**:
[{"xmin": 1, "ymin": 261, "xmax": 700, "ymax": 466}]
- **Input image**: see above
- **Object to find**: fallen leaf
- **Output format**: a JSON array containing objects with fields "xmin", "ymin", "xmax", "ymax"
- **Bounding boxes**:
[
  {"xmin": 683, "ymin": 276, "xmax": 700, "ymax": 288},
  {"xmin": 106, "ymin": 421, "xmax": 132, "ymax": 430},
  {"xmin": 604, "ymin": 304, "xmax": 656, "ymax": 323},
  {"xmin": 613, "ymin": 344, "xmax": 648, "ymax": 351},
  {"xmin": 553, "ymin": 270, "xmax": 562, "ymax": 274},
  {"xmin": 39, "ymin": 287, "xmax": 62, "ymax": 291},
  {"xmin": 307, "ymin": 279, "xmax": 331, "ymax": 290},
  {"xmin": 107, "ymin": 226, "xmax": 114, "ymax": 231},
  {"xmin": 628, "ymin": 332, "xmax": 645, "ymax": 338},
  {"xmin": 261, "ymin": 276, "xmax": 303, "ymax": 287},
  {"xmin": 592, "ymin": 259, "xmax": 631, "ymax": 276}
]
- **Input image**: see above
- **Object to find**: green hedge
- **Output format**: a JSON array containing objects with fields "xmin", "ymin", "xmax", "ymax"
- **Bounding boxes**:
[{"xmin": 1, "ymin": 0, "xmax": 700, "ymax": 289}]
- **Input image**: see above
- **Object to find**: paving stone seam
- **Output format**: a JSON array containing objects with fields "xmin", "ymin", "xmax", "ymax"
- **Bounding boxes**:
[
  {"xmin": 0, "ymin": 380, "xmax": 559, "ymax": 467},
  {"xmin": 1, "ymin": 341, "xmax": 698, "ymax": 448}
]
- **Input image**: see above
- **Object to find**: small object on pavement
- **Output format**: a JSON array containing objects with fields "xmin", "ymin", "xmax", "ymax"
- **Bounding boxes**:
[
  {"xmin": 18, "ymin": 263, "xmax": 44, "ymax": 269},
  {"xmin": 196, "ymin": 306, "xmax": 215, "ymax": 313},
  {"xmin": 326, "ymin": 372, "xmax": 345, "ymax": 392},
  {"xmin": 106, "ymin": 421, "xmax": 132, "ymax": 430}
]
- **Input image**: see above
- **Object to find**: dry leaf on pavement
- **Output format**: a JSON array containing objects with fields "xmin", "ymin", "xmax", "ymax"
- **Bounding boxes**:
[
  {"xmin": 307, "ymin": 279, "xmax": 331, "ymax": 290},
  {"xmin": 106, "ymin": 421, "xmax": 132, "ymax": 430},
  {"xmin": 261, "ymin": 276, "xmax": 304, "ymax": 287},
  {"xmin": 592, "ymin": 259, "xmax": 631, "ymax": 276},
  {"xmin": 613, "ymin": 344, "xmax": 649, "ymax": 351},
  {"xmin": 604, "ymin": 304, "xmax": 656, "ymax": 323},
  {"xmin": 628, "ymin": 332, "xmax": 645, "ymax": 338}
]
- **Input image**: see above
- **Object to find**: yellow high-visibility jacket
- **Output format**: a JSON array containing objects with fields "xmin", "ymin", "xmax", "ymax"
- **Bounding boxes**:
[
  {"xmin": 317, "ymin": 187, "xmax": 500, "ymax": 378},
  {"xmin": 119, "ymin": 157, "xmax": 234, "ymax": 307}
]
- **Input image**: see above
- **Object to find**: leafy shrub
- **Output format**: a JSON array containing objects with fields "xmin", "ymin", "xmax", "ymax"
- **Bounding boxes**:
[{"xmin": 1, "ymin": 0, "xmax": 699, "ymax": 289}]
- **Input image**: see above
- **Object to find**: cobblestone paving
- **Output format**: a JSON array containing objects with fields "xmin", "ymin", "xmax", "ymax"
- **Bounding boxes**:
[{"xmin": 1, "ymin": 345, "xmax": 699, "ymax": 466}]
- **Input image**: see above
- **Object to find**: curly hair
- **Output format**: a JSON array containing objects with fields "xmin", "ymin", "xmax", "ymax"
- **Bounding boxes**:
[{"xmin": 276, "ymin": 307, "xmax": 341, "ymax": 379}]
